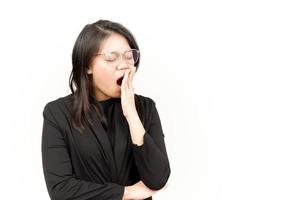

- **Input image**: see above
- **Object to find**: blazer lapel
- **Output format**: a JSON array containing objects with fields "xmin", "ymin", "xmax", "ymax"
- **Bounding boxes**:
[
  {"xmin": 113, "ymin": 102, "xmax": 131, "ymax": 175},
  {"xmin": 89, "ymin": 110, "xmax": 118, "ymax": 182}
]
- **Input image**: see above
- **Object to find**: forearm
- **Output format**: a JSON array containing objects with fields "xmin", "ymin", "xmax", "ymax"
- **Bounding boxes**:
[
  {"xmin": 122, "ymin": 186, "xmax": 134, "ymax": 200},
  {"xmin": 126, "ymin": 112, "xmax": 145, "ymax": 146},
  {"xmin": 122, "ymin": 181, "xmax": 157, "ymax": 200},
  {"xmin": 126, "ymin": 110, "xmax": 170, "ymax": 190}
]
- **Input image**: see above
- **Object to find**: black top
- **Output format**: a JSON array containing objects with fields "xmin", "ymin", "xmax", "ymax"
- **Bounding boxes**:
[
  {"xmin": 41, "ymin": 93, "xmax": 171, "ymax": 200},
  {"xmin": 98, "ymin": 98, "xmax": 116, "ymax": 151}
]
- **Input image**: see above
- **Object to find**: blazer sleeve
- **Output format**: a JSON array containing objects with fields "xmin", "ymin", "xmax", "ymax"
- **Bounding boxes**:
[
  {"xmin": 131, "ymin": 98, "xmax": 171, "ymax": 190},
  {"xmin": 41, "ymin": 103, "xmax": 125, "ymax": 200}
]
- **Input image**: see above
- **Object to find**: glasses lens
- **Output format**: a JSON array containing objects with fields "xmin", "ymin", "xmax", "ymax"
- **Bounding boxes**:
[
  {"xmin": 132, "ymin": 49, "xmax": 139, "ymax": 63},
  {"xmin": 125, "ymin": 49, "xmax": 139, "ymax": 64},
  {"xmin": 105, "ymin": 52, "xmax": 119, "ymax": 65},
  {"xmin": 104, "ymin": 50, "xmax": 139, "ymax": 66}
]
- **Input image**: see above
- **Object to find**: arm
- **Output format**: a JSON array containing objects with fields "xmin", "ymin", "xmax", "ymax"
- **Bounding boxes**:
[
  {"xmin": 126, "ymin": 99, "xmax": 171, "ymax": 190},
  {"xmin": 123, "ymin": 181, "xmax": 157, "ymax": 200},
  {"xmin": 42, "ymin": 104, "xmax": 125, "ymax": 200}
]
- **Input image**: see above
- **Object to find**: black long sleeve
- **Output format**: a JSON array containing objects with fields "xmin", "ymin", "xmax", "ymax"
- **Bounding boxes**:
[
  {"xmin": 41, "ymin": 94, "xmax": 171, "ymax": 200},
  {"xmin": 131, "ymin": 99, "xmax": 171, "ymax": 190},
  {"xmin": 42, "ymin": 104, "xmax": 125, "ymax": 200}
]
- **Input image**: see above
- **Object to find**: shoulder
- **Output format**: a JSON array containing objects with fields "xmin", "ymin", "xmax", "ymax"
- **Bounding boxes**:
[
  {"xmin": 134, "ymin": 93, "xmax": 160, "ymax": 120},
  {"xmin": 134, "ymin": 93, "xmax": 157, "ymax": 108},
  {"xmin": 42, "ymin": 93, "xmax": 73, "ymax": 124},
  {"xmin": 43, "ymin": 93, "xmax": 72, "ymax": 112},
  {"xmin": 134, "ymin": 94, "xmax": 163, "ymax": 132}
]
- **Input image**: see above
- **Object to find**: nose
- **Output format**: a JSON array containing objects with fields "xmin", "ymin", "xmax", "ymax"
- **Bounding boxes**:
[{"xmin": 116, "ymin": 62, "xmax": 133, "ymax": 71}]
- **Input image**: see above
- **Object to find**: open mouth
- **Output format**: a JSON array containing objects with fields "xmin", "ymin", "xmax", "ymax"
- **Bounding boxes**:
[{"xmin": 116, "ymin": 76, "xmax": 124, "ymax": 86}]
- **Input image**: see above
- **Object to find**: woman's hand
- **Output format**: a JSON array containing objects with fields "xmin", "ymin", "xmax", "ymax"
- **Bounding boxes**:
[
  {"xmin": 122, "ymin": 181, "xmax": 157, "ymax": 200},
  {"xmin": 121, "ymin": 66, "xmax": 137, "ymax": 119}
]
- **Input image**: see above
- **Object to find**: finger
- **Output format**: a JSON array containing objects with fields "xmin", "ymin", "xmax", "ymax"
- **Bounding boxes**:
[
  {"xmin": 125, "ymin": 67, "xmax": 133, "ymax": 91},
  {"xmin": 128, "ymin": 70, "xmax": 132, "ymax": 90},
  {"xmin": 129, "ymin": 66, "xmax": 136, "ymax": 82},
  {"xmin": 125, "ymin": 69, "xmax": 131, "ymax": 90},
  {"xmin": 128, "ymin": 67, "xmax": 135, "ymax": 90},
  {"xmin": 121, "ymin": 69, "xmax": 130, "ymax": 91}
]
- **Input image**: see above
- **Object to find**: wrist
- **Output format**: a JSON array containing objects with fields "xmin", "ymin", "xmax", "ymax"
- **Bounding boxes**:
[
  {"xmin": 125, "ymin": 111, "xmax": 139, "ymax": 121},
  {"xmin": 122, "ymin": 186, "xmax": 132, "ymax": 200}
]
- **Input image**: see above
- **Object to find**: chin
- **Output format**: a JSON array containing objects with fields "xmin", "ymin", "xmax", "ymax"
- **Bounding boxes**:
[{"xmin": 110, "ymin": 90, "xmax": 121, "ymax": 98}]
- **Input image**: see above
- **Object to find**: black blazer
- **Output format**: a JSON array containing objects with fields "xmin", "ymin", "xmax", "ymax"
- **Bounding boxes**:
[{"xmin": 41, "ymin": 93, "xmax": 171, "ymax": 200}]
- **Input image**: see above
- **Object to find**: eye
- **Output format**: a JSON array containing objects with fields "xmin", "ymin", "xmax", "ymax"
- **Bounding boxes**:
[
  {"xmin": 124, "ymin": 51, "xmax": 133, "ymax": 60},
  {"xmin": 105, "ymin": 52, "xmax": 118, "ymax": 62}
]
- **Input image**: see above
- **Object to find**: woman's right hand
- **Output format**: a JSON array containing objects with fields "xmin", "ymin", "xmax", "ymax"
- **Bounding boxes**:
[{"xmin": 122, "ymin": 181, "xmax": 160, "ymax": 200}]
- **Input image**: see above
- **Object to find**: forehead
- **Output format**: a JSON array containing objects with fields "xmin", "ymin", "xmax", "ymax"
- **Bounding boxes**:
[{"xmin": 99, "ymin": 33, "xmax": 131, "ymax": 53}]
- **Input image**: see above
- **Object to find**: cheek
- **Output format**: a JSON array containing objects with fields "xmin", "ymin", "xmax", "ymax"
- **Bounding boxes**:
[{"xmin": 92, "ymin": 66, "xmax": 114, "ymax": 87}]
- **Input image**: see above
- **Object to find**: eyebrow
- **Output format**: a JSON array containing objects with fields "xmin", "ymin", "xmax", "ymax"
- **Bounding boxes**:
[{"xmin": 101, "ymin": 49, "xmax": 132, "ymax": 54}]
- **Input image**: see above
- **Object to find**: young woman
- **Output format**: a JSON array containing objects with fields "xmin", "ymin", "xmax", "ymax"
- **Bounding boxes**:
[{"xmin": 41, "ymin": 19, "xmax": 171, "ymax": 200}]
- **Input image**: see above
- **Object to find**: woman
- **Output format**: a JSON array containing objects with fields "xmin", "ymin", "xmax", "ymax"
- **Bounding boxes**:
[{"xmin": 41, "ymin": 19, "xmax": 171, "ymax": 200}]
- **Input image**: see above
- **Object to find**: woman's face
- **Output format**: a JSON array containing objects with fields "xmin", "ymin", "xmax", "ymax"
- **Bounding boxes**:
[{"xmin": 87, "ymin": 33, "xmax": 133, "ymax": 100}]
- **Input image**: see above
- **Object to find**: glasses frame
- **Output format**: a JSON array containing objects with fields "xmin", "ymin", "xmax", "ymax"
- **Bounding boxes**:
[{"xmin": 95, "ymin": 49, "xmax": 140, "ymax": 67}]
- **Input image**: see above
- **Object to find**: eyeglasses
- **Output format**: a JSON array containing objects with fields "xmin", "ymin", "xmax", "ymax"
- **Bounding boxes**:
[{"xmin": 95, "ymin": 49, "xmax": 140, "ymax": 67}]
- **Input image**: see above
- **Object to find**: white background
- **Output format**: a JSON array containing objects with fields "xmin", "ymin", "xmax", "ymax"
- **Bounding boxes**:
[{"xmin": 0, "ymin": 0, "xmax": 299, "ymax": 199}]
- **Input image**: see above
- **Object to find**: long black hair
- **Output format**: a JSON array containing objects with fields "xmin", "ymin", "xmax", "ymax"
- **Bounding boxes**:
[{"xmin": 69, "ymin": 19, "xmax": 142, "ymax": 133}]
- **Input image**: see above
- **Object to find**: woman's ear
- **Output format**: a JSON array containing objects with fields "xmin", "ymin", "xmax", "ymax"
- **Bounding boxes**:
[{"xmin": 87, "ymin": 67, "xmax": 92, "ymax": 74}]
